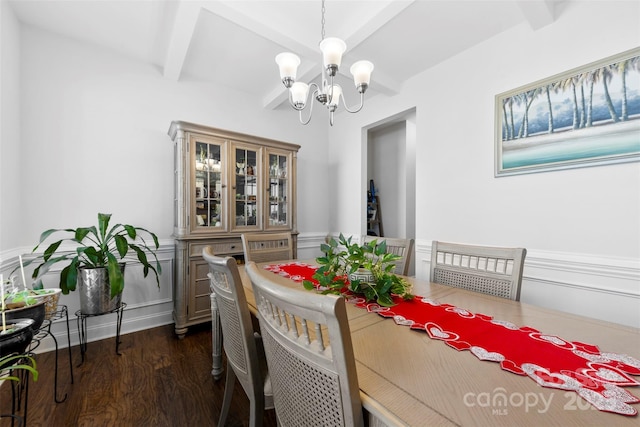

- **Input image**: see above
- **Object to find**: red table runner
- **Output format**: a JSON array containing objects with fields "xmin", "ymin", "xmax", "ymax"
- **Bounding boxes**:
[{"xmin": 263, "ymin": 262, "xmax": 640, "ymax": 416}]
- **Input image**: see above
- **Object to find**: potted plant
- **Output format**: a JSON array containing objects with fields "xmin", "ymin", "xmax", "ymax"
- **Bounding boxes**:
[
  {"xmin": 25, "ymin": 213, "xmax": 162, "ymax": 314},
  {"xmin": 1, "ymin": 277, "xmax": 45, "ymax": 344},
  {"xmin": 0, "ymin": 352, "xmax": 38, "ymax": 379},
  {"xmin": 0, "ymin": 351, "xmax": 38, "ymax": 425},
  {"xmin": 303, "ymin": 233, "xmax": 413, "ymax": 307}
]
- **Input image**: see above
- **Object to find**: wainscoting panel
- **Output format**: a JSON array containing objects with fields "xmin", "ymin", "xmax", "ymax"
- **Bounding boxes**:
[
  {"xmin": 296, "ymin": 232, "xmax": 326, "ymax": 260},
  {"xmin": 415, "ymin": 240, "xmax": 640, "ymax": 328},
  {"xmin": 5, "ymin": 236, "xmax": 636, "ymax": 351},
  {"xmin": 0, "ymin": 241, "xmax": 176, "ymax": 353}
]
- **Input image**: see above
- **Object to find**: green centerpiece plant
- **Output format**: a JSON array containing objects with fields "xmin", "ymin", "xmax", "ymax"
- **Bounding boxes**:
[{"xmin": 303, "ymin": 233, "xmax": 413, "ymax": 307}]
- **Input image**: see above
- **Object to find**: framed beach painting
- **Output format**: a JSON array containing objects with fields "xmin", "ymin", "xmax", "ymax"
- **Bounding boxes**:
[{"xmin": 495, "ymin": 47, "xmax": 640, "ymax": 176}]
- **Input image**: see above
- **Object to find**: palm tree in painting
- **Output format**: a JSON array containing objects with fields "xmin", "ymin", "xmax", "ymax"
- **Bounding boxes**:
[
  {"xmin": 558, "ymin": 75, "xmax": 582, "ymax": 130},
  {"xmin": 544, "ymin": 83, "xmax": 555, "ymax": 134},
  {"xmin": 516, "ymin": 89, "xmax": 541, "ymax": 139},
  {"xmin": 617, "ymin": 56, "xmax": 639, "ymax": 121},
  {"xmin": 577, "ymin": 74, "xmax": 587, "ymax": 128},
  {"xmin": 594, "ymin": 64, "xmax": 619, "ymax": 123},
  {"xmin": 514, "ymin": 92, "xmax": 526, "ymax": 139},
  {"xmin": 585, "ymin": 69, "xmax": 596, "ymax": 127},
  {"xmin": 501, "ymin": 98, "xmax": 511, "ymax": 140},
  {"xmin": 508, "ymin": 96, "xmax": 517, "ymax": 139},
  {"xmin": 501, "ymin": 96, "xmax": 518, "ymax": 140}
]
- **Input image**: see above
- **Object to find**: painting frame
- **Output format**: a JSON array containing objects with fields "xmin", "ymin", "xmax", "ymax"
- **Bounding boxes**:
[{"xmin": 495, "ymin": 47, "xmax": 640, "ymax": 177}]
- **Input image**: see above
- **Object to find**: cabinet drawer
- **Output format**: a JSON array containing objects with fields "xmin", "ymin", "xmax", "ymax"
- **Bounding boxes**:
[{"xmin": 190, "ymin": 239, "xmax": 243, "ymax": 257}]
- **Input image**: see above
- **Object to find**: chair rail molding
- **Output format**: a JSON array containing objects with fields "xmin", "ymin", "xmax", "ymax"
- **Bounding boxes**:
[
  {"xmin": 296, "ymin": 232, "xmax": 328, "ymax": 259},
  {"xmin": 415, "ymin": 240, "xmax": 640, "ymax": 328},
  {"xmin": 5, "ymin": 237, "xmax": 637, "ymax": 350}
]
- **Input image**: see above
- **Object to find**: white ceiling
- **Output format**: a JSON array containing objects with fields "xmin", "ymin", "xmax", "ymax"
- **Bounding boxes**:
[{"xmin": 8, "ymin": 0, "xmax": 558, "ymax": 110}]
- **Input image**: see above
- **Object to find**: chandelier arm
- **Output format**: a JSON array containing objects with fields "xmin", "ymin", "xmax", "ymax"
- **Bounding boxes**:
[
  {"xmin": 297, "ymin": 84, "xmax": 320, "ymax": 125},
  {"xmin": 341, "ymin": 91, "xmax": 365, "ymax": 114},
  {"xmin": 326, "ymin": 73, "xmax": 335, "ymax": 105}
]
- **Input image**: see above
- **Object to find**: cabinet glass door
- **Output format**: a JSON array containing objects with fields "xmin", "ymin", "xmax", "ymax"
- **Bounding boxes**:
[
  {"xmin": 266, "ymin": 151, "xmax": 290, "ymax": 229},
  {"xmin": 232, "ymin": 145, "xmax": 260, "ymax": 230},
  {"xmin": 194, "ymin": 139, "xmax": 225, "ymax": 230}
]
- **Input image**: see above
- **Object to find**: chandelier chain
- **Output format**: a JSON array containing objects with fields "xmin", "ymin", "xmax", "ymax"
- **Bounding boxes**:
[{"xmin": 321, "ymin": 0, "xmax": 326, "ymax": 42}]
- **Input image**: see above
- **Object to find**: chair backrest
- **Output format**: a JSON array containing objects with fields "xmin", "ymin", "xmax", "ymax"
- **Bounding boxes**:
[
  {"xmin": 245, "ymin": 262, "xmax": 364, "ymax": 427},
  {"xmin": 362, "ymin": 236, "xmax": 415, "ymax": 276},
  {"xmin": 241, "ymin": 232, "xmax": 293, "ymax": 263},
  {"xmin": 202, "ymin": 247, "xmax": 265, "ymax": 403},
  {"xmin": 429, "ymin": 241, "xmax": 527, "ymax": 301}
]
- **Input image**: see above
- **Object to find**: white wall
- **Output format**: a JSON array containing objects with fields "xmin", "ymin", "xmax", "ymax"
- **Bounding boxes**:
[
  {"xmin": 17, "ymin": 26, "xmax": 329, "ymax": 246},
  {"xmin": 0, "ymin": 0, "xmax": 21, "ymax": 251},
  {"xmin": 0, "ymin": 20, "xmax": 330, "ymax": 349},
  {"xmin": 368, "ymin": 122, "xmax": 405, "ymax": 238},
  {"xmin": 328, "ymin": 0, "xmax": 640, "ymax": 327},
  {"xmin": 367, "ymin": 118, "xmax": 417, "ymax": 276}
]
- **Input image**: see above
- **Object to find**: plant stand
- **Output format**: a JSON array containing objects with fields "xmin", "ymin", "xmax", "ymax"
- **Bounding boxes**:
[
  {"xmin": 75, "ymin": 302, "xmax": 126, "ymax": 366},
  {"xmin": 28, "ymin": 305, "xmax": 73, "ymax": 403},
  {"xmin": 0, "ymin": 414, "xmax": 24, "ymax": 427},
  {"xmin": 4, "ymin": 353, "xmax": 31, "ymax": 427}
]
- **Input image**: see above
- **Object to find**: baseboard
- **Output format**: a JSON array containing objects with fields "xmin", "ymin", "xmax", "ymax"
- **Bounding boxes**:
[{"xmin": 32, "ymin": 300, "xmax": 175, "ymax": 354}]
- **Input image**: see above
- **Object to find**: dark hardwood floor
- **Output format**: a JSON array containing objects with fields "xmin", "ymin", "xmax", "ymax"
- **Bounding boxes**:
[{"xmin": 1, "ymin": 323, "xmax": 277, "ymax": 427}]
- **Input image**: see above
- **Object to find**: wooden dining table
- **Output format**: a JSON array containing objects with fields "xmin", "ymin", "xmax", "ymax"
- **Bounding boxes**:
[{"xmin": 210, "ymin": 260, "xmax": 640, "ymax": 427}]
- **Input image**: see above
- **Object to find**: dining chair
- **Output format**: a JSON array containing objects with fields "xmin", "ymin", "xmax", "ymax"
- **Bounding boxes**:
[
  {"xmin": 202, "ymin": 247, "xmax": 274, "ymax": 427},
  {"xmin": 429, "ymin": 240, "xmax": 527, "ymax": 301},
  {"xmin": 245, "ymin": 262, "xmax": 365, "ymax": 427},
  {"xmin": 241, "ymin": 232, "xmax": 294, "ymax": 263},
  {"xmin": 362, "ymin": 236, "xmax": 415, "ymax": 276}
]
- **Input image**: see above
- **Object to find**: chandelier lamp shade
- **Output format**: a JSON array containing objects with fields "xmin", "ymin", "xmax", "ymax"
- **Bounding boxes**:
[{"xmin": 275, "ymin": 2, "xmax": 374, "ymax": 126}]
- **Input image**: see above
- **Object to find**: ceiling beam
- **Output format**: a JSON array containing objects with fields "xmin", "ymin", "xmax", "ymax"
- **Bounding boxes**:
[
  {"xmin": 517, "ymin": 0, "xmax": 556, "ymax": 30},
  {"xmin": 163, "ymin": 1, "xmax": 201, "ymax": 81},
  {"xmin": 200, "ymin": 1, "xmax": 317, "ymax": 58},
  {"xmin": 342, "ymin": 0, "xmax": 414, "ymax": 49},
  {"xmin": 339, "ymin": 0, "xmax": 412, "ymax": 98}
]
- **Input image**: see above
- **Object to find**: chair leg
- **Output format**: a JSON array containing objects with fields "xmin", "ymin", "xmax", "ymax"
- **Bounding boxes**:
[
  {"xmin": 249, "ymin": 393, "xmax": 265, "ymax": 427},
  {"xmin": 217, "ymin": 366, "xmax": 236, "ymax": 426}
]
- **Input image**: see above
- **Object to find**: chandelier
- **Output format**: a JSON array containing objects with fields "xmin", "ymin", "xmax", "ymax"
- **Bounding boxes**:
[{"xmin": 275, "ymin": 0, "xmax": 374, "ymax": 126}]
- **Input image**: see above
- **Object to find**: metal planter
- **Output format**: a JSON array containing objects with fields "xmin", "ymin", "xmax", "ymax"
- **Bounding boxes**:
[{"xmin": 78, "ymin": 264, "xmax": 125, "ymax": 315}]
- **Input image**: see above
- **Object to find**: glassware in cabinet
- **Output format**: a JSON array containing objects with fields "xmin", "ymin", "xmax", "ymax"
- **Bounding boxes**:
[
  {"xmin": 194, "ymin": 138, "xmax": 225, "ymax": 230},
  {"xmin": 267, "ymin": 151, "xmax": 290, "ymax": 229},
  {"xmin": 232, "ymin": 145, "xmax": 261, "ymax": 230}
]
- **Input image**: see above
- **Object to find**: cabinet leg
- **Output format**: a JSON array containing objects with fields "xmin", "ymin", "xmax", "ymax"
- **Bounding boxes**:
[{"xmin": 174, "ymin": 326, "xmax": 188, "ymax": 339}]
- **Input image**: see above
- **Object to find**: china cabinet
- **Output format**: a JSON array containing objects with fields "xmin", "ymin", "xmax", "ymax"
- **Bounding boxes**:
[{"xmin": 168, "ymin": 121, "xmax": 300, "ymax": 337}]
